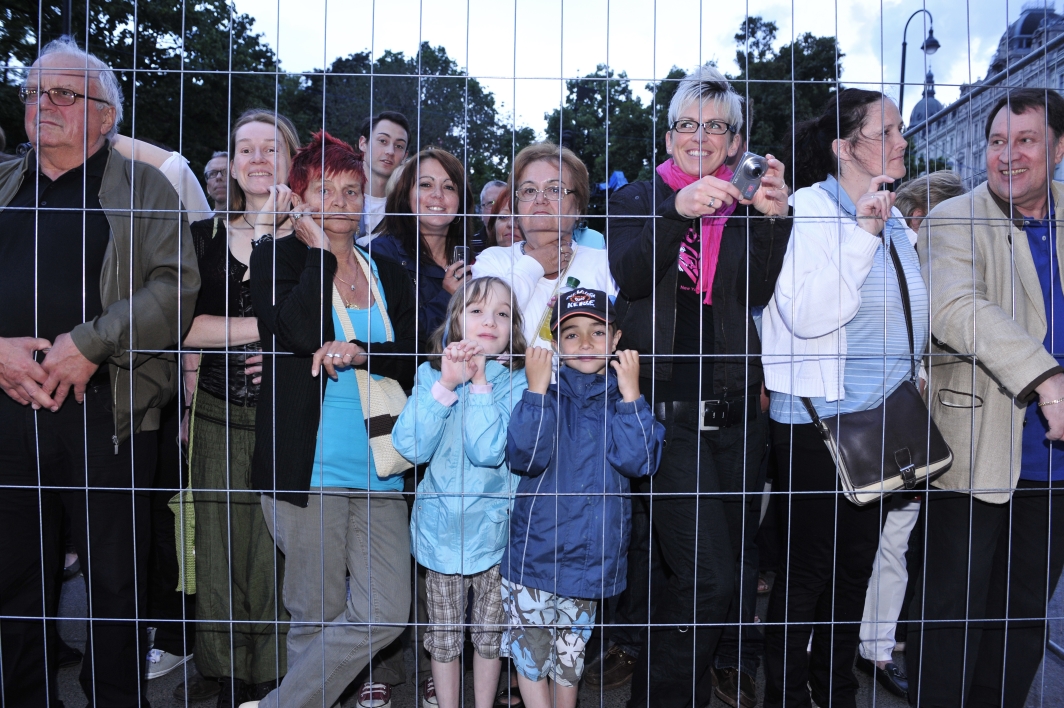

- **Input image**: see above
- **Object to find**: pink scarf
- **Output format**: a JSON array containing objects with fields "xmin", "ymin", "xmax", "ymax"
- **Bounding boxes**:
[{"xmin": 656, "ymin": 158, "xmax": 736, "ymax": 305}]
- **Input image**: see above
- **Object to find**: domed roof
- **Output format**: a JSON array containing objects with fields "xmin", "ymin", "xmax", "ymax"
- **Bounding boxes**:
[
  {"xmin": 909, "ymin": 70, "xmax": 944, "ymax": 126},
  {"xmin": 989, "ymin": 2, "xmax": 1064, "ymax": 75}
]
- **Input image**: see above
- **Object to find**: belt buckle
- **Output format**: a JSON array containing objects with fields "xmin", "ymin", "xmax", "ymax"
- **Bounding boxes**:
[{"xmin": 698, "ymin": 399, "xmax": 728, "ymax": 431}]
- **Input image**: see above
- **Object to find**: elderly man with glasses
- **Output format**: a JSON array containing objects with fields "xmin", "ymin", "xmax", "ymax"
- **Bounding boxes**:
[{"xmin": 0, "ymin": 37, "xmax": 198, "ymax": 706}]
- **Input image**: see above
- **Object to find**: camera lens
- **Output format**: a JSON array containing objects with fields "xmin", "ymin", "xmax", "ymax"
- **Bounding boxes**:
[{"xmin": 749, "ymin": 165, "xmax": 764, "ymax": 178}]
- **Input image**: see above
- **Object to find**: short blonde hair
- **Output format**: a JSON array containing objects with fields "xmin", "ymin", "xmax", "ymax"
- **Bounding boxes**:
[{"xmin": 895, "ymin": 170, "xmax": 967, "ymax": 218}]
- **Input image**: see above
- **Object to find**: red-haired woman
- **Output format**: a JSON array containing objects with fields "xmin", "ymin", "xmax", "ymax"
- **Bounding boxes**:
[{"xmin": 246, "ymin": 131, "xmax": 418, "ymax": 708}]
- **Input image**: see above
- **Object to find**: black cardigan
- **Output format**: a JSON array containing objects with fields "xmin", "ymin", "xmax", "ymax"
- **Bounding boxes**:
[
  {"xmin": 607, "ymin": 174, "xmax": 792, "ymax": 394},
  {"xmin": 249, "ymin": 236, "xmax": 418, "ymax": 507}
]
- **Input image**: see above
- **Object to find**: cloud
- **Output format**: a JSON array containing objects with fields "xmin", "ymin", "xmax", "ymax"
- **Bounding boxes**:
[{"xmin": 235, "ymin": 0, "xmax": 1027, "ymax": 132}]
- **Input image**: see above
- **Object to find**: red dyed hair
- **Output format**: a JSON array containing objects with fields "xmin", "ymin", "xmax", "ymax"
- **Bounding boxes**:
[{"xmin": 288, "ymin": 130, "xmax": 366, "ymax": 197}]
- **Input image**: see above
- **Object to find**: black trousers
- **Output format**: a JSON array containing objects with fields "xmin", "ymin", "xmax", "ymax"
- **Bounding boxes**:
[
  {"xmin": 906, "ymin": 480, "xmax": 1064, "ymax": 707},
  {"xmin": 0, "ymin": 385, "xmax": 154, "ymax": 708},
  {"xmin": 762, "ymin": 420, "xmax": 884, "ymax": 708},
  {"xmin": 629, "ymin": 402, "xmax": 768, "ymax": 708}
]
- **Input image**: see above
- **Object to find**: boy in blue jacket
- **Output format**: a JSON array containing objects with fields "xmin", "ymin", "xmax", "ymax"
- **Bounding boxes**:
[{"xmin": 502, "ymin": 288, "xmax": 665, "ymax": 708}]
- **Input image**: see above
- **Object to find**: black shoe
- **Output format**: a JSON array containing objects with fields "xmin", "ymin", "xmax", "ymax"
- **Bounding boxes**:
[
  {"xmin": 175, "ymin": 675, "xmax": 222, "ymax": 702},
  {"xmin": 855, "ymin": 655, "xmax": 908, "ymax": 699},
  {"xmin": 583, "ymin": 645, "xmax": 636, "ymax": 691},
  {"xmin": 713, "ymin": 667, "xmax": 756, "ymax": 708},
  {"xmin": 217, "ymin": 678, "xmax": 248, "ymax": 708},
  {"xmin": 57, "ymin": 639, "xmax": 83, "ymax": 668}
]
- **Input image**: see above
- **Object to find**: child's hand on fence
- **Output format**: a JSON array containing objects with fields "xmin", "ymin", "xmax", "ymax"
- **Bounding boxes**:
[
  {"xmin": 440, "ymin": 341, "xmax": 484, "ymax": 390},
  {"xmin": 611, "ymin": 349, "xmax": 641, "ymax": 402},
  {"xmin": 525, "ymin": 347, "xmax": 554, "ymax": 394}
]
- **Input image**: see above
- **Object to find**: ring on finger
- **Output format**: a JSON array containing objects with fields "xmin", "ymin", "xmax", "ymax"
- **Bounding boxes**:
[{"xmin": 708, "ymin": 197, "xmax": 716, "ymax": 209}]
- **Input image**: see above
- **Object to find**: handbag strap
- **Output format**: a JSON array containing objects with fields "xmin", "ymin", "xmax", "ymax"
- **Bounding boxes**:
[
  {"xmin": 801, "ymin": 232, "xmax": 917, "ymax": 424},
  {"xmin": 887, "ymin": 238, "xmax": 917, "ymax": 384}
]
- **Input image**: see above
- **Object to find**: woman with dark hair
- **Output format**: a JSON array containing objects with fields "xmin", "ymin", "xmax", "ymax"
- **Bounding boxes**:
[
  {"xmin": 245, "ymin": 131, "xmax": 418, "ymax": 708},
  {"xmin": 183, "ymin": 108, "xmax": 300, "ymax": 707},
  {"xmin": 760, "ymin": 88, "xmax": 928, "ymax": 708},
  {"xmin": 607, "ymin": 64, "xmax": 791, "ymax": 708},
  {"xmin": 368, "ymin": 148, "xmax": 476, "ymax": 344}
]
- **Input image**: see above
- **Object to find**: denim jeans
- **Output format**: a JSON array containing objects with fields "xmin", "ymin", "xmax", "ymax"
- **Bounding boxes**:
[
  {"xmin": 629, "ymin": 402, "xmax": 768, "ymax": 708},
  {"xmin": 259, "ymin": 491, "xmax": 410, "ymax": 708}
]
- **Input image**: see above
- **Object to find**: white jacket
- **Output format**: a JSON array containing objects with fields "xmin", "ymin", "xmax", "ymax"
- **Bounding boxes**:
[{"xmin": 762, "ymin": 184, "xmax": 913, "ymax": 402}]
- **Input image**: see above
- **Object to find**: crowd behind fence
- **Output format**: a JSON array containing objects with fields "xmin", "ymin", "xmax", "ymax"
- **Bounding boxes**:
[{"xmin": 2, "ymin": 6, "xmax": 1064, "ymax": 708}]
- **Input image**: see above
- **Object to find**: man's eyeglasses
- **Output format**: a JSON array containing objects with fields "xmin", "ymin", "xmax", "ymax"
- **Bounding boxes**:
[
  {"xmin": 515, "ymin": 185, "xmax": 576, "ymax": 202},
  {"xmin": 671, "ymin": 119, "xmax": 736, "ymax": 136},
  {"xmin": 204, "ymin": 170, "xmax": 226, "ymax": 181},
  {"xmin": 19, "ymin": 87, "xmax": 111, "ymax": 107}
]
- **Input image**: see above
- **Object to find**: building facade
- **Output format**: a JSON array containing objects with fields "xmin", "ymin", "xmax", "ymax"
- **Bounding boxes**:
[{"xmin": 906, "ymin": 2, "xmax": 1064, "ymax": 185}]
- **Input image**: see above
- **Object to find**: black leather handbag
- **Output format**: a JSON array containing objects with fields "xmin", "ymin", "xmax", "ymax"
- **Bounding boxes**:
[{"xmin": 801, "ymin": 240, "xmax": 952, "ymax": 506}]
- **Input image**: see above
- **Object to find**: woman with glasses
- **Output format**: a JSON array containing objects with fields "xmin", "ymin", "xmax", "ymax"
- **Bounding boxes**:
[
  {"xmin": 182, "ymin": 109, "xmax": 300, "ymax": 707},
  {"xmin": 607, "ymin": 65, "xmax": 791, "ymax": 708},
  {"xmin": 472, "ymin": 141, "xmax": 617, "ymax": 350},
  {"xmin": 368, "ymin": 148, "xmax": 476, "ymax": 347}
]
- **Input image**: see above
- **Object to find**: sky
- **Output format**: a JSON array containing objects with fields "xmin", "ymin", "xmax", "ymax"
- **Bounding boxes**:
[{"xmin": 233, "ymin": 0, "xmax": 1038, "ymax": 135}]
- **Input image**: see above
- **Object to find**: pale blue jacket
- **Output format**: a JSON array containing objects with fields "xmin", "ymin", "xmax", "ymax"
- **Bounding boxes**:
[{"xmin": 394, "ymin": 360, "xmax": 529, "ymax": 574}]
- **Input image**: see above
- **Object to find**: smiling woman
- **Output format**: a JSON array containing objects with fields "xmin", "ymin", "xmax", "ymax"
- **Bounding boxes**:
[
  {"xmin": 180, "ymin": 108, "xmax": 300, "ymax": 705},
  {"xmin": 368, "ymin": 148, "xmax": 476, "ymax": 347}
]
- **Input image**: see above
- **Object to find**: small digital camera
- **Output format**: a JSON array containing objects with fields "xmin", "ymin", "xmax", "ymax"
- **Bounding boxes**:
[{"xmin": 730, "ymin": 152, "xmax": 768, "ymax": 200}]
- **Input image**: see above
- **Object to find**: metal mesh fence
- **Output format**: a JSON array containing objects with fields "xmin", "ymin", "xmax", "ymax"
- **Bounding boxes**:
[{"xmin": 1, "ymin": 1, "xmax": 1063, "ymax": 707}]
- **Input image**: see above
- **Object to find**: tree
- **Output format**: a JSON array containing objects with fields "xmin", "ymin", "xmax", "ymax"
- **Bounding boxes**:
[
  {"xmin": 543, "ymin": 66, "xmax": 656, "ymax": 219},
  {"xmin": 729, "ymin": 16, "xmax": 843, "ymax": 162},
  {"xmin": 1, "ymin": 1, "xmax": 301, "ymax": 170},
  {"xmin": 645, "ymin": 66, "xmax": 690, "ymax": 175},
  {"xmin": 297, "ymin": 43, "xmax": 535, "ymax": 188}
]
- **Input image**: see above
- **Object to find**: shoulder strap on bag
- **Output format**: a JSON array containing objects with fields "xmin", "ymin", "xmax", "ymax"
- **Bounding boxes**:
[
  {"xmin": 887, "ymin": 237, "xmax": 917, "ymax": 383},
  {"xmin": 801, "ymin": 232, "xmax": 917, "ymax": 422}
]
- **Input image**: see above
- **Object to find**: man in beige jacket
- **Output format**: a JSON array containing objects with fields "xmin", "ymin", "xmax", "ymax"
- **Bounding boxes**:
[{"xmin": 911, "ymin": 88, "xmax": 1064, "ymax": 707}]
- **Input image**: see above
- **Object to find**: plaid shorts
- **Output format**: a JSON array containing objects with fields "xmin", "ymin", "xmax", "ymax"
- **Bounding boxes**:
[
  {"xmin": 500, "ymin": 579, "xmax": 597, "ymax": 687},
  {"xmin": 423, "ymin": 565, "xmax": 505, "ymax": 662}
]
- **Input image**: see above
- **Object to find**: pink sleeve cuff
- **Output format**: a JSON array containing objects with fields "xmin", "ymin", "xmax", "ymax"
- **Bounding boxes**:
[
  {"xmin": 469, "ymin": 384, "xmax": 494, "ymax": 395},
  {"xmin": 431, "ymin": 381, "xmax": 459, "ymax": 406}
]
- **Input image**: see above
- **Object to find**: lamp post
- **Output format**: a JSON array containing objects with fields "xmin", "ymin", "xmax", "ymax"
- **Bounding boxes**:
[{"xmin": 900, "ymin": 9, "xmax": 941, "ymax": 118}]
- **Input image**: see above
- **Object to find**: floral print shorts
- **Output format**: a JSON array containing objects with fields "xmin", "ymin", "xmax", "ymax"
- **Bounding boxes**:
[{"xmin": 500, "ymin": 578, "xmax": 597, "ymax": 687}]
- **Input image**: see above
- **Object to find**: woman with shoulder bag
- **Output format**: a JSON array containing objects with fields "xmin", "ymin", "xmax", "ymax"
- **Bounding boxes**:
[{"xmin": 759, "ymin": 89, "xmax": 930, "ymax": 708}]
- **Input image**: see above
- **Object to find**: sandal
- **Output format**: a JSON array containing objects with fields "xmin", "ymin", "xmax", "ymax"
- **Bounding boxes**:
[
  {"xmin": 758, "ymin": 572, "xmax": 772, "ymax": 595},
  {"xmin": 493, "ymin": 685, "xmax": 524, "ymax": 708}
]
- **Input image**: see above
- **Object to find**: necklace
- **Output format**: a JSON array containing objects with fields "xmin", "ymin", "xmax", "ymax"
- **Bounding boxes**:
[
  {"xmin": 334, "ymin": 272, "xmax": 358, "ymax": 292},
  {"xmin": 241, "ymin": 214, "xmax": 255, "ymax": 230}
]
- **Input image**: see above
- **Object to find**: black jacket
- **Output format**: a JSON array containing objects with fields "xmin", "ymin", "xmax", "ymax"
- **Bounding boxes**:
[
  {"xmin": 249, "ymin": 236, "xmax": 418, "ymax": 507},
  {"xmin": 607, "ymin": 173, "xmax": 791, "ymax": 395}
]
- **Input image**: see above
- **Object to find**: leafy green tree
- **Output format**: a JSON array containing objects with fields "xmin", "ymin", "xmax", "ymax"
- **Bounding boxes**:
[
  {"xmin": 299, "ymin": 43, "xmax": 535, "ymax": 188},
  {"xmin": 1, "ymin": 1, "xmax": 310, "ymax": 172},
  {"xmin": 645, "ymin": 66, "xmax": 689, "ymax": 176},
  {"xmin": 543, "ymin": 66, "xmax": 656, "ymax": 220},
  {"xmin": 729, "ymin": 16, "xmax": 843, "ymax": 161}
]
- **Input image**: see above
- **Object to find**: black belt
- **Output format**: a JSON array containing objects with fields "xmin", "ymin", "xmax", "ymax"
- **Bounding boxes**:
[{"xmin": 656, "ymin": 388, "xmax": 760, "ymax": 430}]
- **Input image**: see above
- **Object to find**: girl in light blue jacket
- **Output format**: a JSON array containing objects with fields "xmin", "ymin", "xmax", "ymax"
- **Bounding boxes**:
[{"xmin": 392, "ymin": 276, "xmax": 528, "ymax": 708}]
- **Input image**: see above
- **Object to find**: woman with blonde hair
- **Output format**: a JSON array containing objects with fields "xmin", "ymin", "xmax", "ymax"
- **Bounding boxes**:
[{"xmin": 183, "ymin": 108, "xmax": 300, "ymax": 707}]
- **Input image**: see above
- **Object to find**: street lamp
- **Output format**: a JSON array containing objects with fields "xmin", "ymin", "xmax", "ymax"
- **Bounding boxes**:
[{"xmin": 900, "ymin": 9, "xmax": 940, "ymax": 118}]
